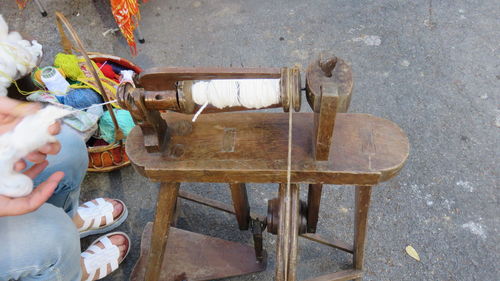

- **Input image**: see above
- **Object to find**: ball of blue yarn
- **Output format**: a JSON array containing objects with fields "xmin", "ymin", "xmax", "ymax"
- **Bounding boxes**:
[{"xmin": 56, "ymin": 88, "xmax": 103, "ymax": 109}]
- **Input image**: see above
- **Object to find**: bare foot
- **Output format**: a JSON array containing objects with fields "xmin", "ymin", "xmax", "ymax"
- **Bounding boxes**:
[
  {"xmin": 80, "ymin": 234, "xmax": 129, "ymax": 281},
  {"xmin": 73, "ymin": 198, "xmax": 124, "ymax": 230}
]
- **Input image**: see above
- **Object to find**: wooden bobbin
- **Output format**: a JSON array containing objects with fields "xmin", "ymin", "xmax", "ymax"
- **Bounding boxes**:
[
  {"xmin": 280, "ymin": 67, "xmax": 301, "ymax": 112},
  {"xmin": 177, "ymin": 81, "xmax": 196, "ymax": 114}
]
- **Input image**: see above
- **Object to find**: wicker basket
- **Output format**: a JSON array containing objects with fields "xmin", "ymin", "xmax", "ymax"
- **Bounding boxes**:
[{"xmin": 55, "ymin": 12, "xmax": 141, "ymax": 172}]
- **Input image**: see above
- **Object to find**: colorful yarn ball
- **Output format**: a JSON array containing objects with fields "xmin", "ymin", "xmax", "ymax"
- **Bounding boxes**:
[
  {"xmin": 56, "ymin": 88, "xmax": 103, "ymax": 109},
  {"xmin": 99, "ymin": 109, "xmax": 135, "ymax": 143},
  {"xmin": 97, "ymin": 62, "xmax": 119, "ymax": 82},
  {"xmin": 54, "ymin": 53, "xmax": 83, "ymax": 80}
]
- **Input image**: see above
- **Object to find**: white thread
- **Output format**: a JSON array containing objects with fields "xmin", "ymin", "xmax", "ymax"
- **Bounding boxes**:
[
  {"xmin": 81, "ymin": 100, "xmax": 117, "ymax": 111},
  {"xmin": 98, "ymin": 61, "xmax": 107, "ymax": 70},
  {"xmin": 192, "ymin": 101, "xmax": 208, "ymax": 122},
  {"xmin": 44, "ymin": 99, "xmax": 116, "ymax": 111},
  {"xmin": 192, "ymin": 79, "xmax": 280, "ymax": 109}
]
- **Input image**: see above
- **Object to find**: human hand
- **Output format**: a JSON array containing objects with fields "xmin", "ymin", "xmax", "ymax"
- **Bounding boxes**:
[
  {"xmin": 0, "ymin": 160, "xmax": 64, "ymax": 216},
  {"xmin": 0, "ymin": 96, "xmax": 64, "ymax": 216},
  {"xmin": 0, "ymin": 96, "xmax": 61, "ymax": 167}
]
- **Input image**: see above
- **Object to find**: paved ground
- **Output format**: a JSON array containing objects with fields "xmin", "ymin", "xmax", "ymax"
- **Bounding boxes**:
[{"xmin": 2, "ymin": 0, "xmax": 499, "ymax": 280}]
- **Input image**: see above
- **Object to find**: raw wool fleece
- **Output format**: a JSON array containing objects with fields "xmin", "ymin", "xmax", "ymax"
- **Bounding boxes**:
[
  {"xmin": 0, "ymin": 14, "xmax": 43, "ymax": 96},
  {"xmin": 0, "ymin": 106, "xmax": 71, "ymax": 197}
]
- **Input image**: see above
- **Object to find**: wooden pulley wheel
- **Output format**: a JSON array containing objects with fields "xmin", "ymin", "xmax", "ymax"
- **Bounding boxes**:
[
  {"xmin": 267, "ymin": 197, "xmax": 308, "ymax": 235},
  {"xmin": 290, "ymin": 66, "xmax": 301, "ymax": 112},
  {"xmin": 280, "ymin": 67, "xmax": 290, "ymax": 112},
  {"xmin": 280, "ymin": 67, "xmax": 301, "ymax": 112}
]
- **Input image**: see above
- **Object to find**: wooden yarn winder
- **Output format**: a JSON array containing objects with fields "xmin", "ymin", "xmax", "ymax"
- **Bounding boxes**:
[{"xmin": 119, "ymin": 55, "xmax": 409, "ymax": 281}]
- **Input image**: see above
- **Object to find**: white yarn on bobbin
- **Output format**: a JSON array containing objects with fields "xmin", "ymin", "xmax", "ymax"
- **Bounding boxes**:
[
  {"xmin": 192, "ymin": 79, "xmax": 281, "ymax": 109},
  {"xmin": 41, "ymin": 66, "xmax": 70, "ymax": 95}
]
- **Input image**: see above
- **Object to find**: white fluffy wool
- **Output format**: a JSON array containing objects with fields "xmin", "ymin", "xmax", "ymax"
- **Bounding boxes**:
[
  {"xmin": 0, "ymin": 14, "xmax": 43, "ymax": 96},
  {"xmin": 0, "ymin": 106, "xmax": 72, "ymax": 197}
]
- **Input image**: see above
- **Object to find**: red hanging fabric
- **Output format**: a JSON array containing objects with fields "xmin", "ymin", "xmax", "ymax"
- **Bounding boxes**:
[
  {"xmin": 110, "ymin": 0, "xmax": 148, "ymax": 56},
  {"xmin": 16, "ymin": 0, "xmax": 30, "ymax": 9}
]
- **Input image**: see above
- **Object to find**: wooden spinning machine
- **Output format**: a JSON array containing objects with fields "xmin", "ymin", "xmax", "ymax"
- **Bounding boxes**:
[{"xmin": 119, "ymin": 55, "xmax": 409, "ymax": 281}]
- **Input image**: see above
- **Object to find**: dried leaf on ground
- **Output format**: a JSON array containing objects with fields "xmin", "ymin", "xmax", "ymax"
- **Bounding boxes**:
[{"xmin": 405, "ymin": 245, "xmax": 421, "ymax": 261}]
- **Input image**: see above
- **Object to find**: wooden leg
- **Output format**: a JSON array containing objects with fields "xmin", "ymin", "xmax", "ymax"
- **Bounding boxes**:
[
  {"xmin": 145, "ymin": 182, "xmax": 180, "ymax": 281},
  {"xmin": 307, "ymin": 184, "xmax": 323, "ymax": 233},
  {"xmin": 353, "ymin": 185, "xmax": 372, "ymax": 281},
  {"xmin": 275, "ymin": 184, "xmax": 287, "ymax": 281},
  {"xmin": 288, "ymin": 184, "xmax": 300, "ymax": 281},
  {"xmin": 251, "ymin": 219, "xmax": 265, "ymax": 262},
  {"xmin": 275, "ymin": 183, "xmax": 300, "ymax": 281},
  {"xmin": 229, "ymin": 183, "xmax": 250, "ymax": 230}
]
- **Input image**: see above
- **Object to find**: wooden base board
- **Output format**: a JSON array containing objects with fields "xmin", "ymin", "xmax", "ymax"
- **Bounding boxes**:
[{"xmin": 130, "ymin": 223, "xmax": 267, "ymax": 281}]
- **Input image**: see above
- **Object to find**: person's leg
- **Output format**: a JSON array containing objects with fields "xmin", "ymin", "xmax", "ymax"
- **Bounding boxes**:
[
  {"xmin": 32, "ymin": 125, "xmax": 88, "ymax": 217},
  {"xmin": 0, "ymin": 204, "xmax": 81, "ymax": 281}
]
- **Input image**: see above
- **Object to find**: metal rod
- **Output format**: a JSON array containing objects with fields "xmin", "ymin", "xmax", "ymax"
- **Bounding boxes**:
[
  {"xmin": 34, "ymin": 0, "xmax": 47, "ymax": 17},
  {"xmin": 136, "ymin": 18, "xmax": 145, "ymax": 43},
  {"xmin": 300, "ymin": 233, "xmax": 353, "ymax": 254},
  {"xmin": 178, "ymin": 190, "xmax": 266, "ymax": 222}
]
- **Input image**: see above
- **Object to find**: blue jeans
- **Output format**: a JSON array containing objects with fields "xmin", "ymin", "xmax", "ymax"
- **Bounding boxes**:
[{"xmin": 0, "ymin": 125, "xmax": 88, "ymax": 281}]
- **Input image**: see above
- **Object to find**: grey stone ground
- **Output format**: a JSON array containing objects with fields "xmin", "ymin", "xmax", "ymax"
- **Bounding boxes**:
[{"xmin": 2, "ymin": 0, "xmax": 499, "ymax": 280}]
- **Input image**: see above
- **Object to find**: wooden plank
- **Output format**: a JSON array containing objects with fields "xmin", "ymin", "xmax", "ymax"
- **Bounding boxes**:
[
  {"xmin": 131, "ymin": 223, "xmax": 267, "ymax": 281},
  {"xmin": 140, "ymin": 67, "xmax": 281, "ymax": 91},
  {"xmin": 145, "ymin": 182, "xmax": 180, "ymax": 281},
  {"xmin": 300, "ymin": 233, "xmax": 353, "ymax": 254},
  {"xmin": 229, "ymin": 183, "xmax": 251, "ymax": 230},
  {"xmin": 126, "ymin": 112, "xmax": 409, "ymax": 185},
  {"xmin": 353, "ymin": 186, "xmax": 372, "ymax": 281},
  {"xmin": 304, "ymin": 269, "xmax": 363, "ymax": 281}
]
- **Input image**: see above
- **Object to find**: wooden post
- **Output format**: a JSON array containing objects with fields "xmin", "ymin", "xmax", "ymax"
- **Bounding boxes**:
[
  {"xmin": 307, "ymin": 184, "xmax": 323, "ymax": 233},
  {"xmin": 353, "ymin": 185, "xmax": 372, "ymax": 281},
  {"xmin": 275, "ymin": 184, "xmax": 300, "ymax": 281},
  {"xmin": 312, "ymin": 82, "xmax": 338, "ymax": 160},
  {"xmin": 229, "ymin": 183, "xmax": 251, "ymax": 230},
  {"xmin": 288, "ymin": 184, "xmax": 300, "ymax": 281},
  {"xmin": 145, "ymin": 182, "xmax": 180, "ymax": 281},
  {"xmin": 275, "ymin": 183, "xmax": 287, "ymax": 281}
]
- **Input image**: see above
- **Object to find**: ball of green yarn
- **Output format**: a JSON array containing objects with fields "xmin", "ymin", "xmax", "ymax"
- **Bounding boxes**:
[
  {"xmin": 99, "ymin": 109, "xmax": 135, "ymax": 143},
  {"xmin": 54, "ymin": 53, "xmax": 84, "ymax": 80}
]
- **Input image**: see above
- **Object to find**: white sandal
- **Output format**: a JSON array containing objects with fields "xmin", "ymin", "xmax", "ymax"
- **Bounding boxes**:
[
  {"xmin": 77, "ymin": 198, "xmax": 128, "ymax": 238},
  {"xmin": 81, "ymin": 231, "xmax": 131, "ymax": 281}
]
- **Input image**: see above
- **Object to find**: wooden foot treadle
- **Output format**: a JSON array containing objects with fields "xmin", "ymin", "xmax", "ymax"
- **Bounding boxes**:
[{"xmin": 130, "ymin": 223, "xmax": 267, "ymax": 281}]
